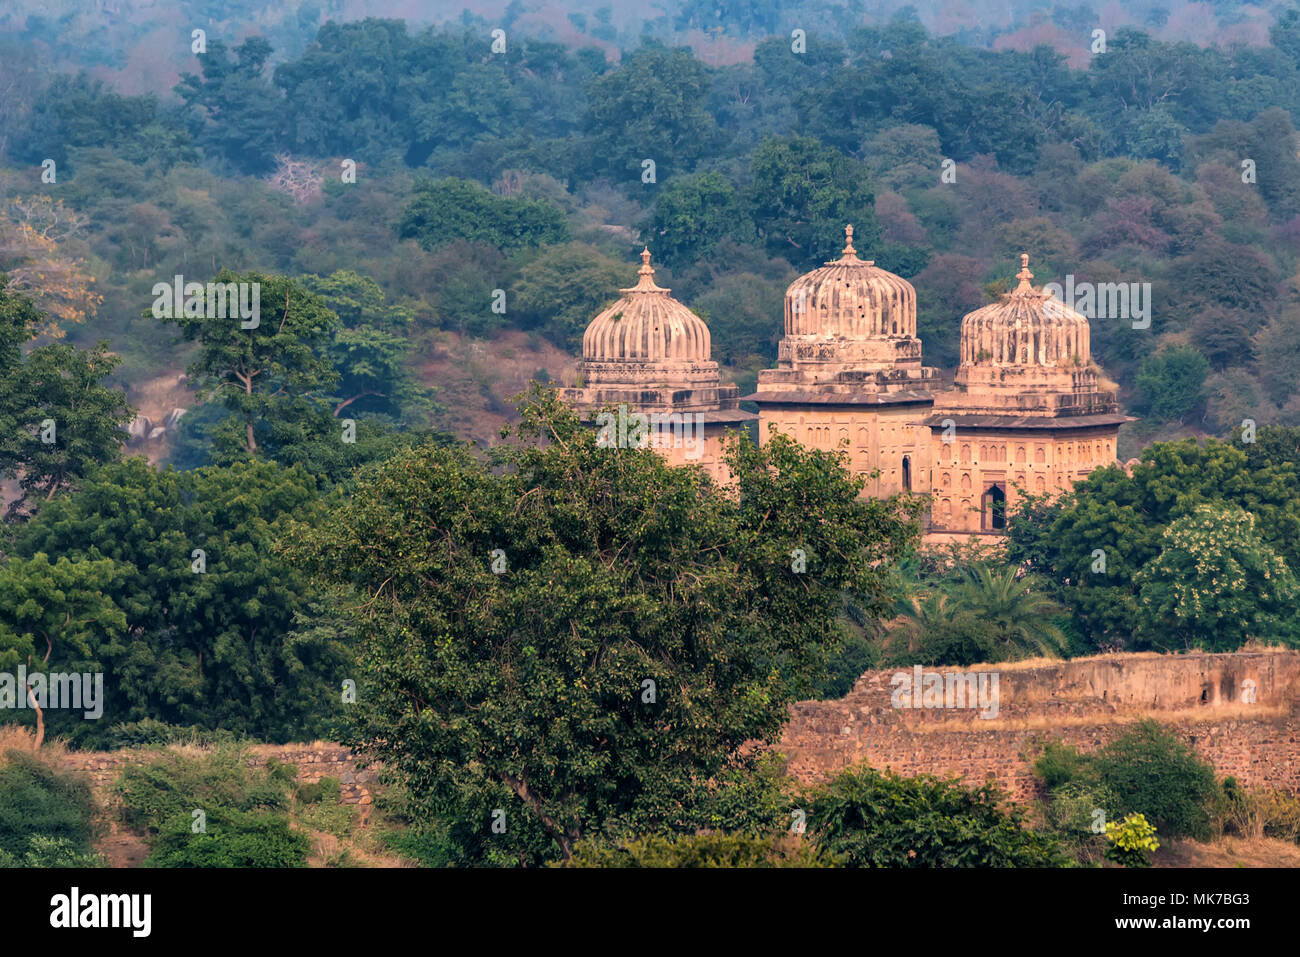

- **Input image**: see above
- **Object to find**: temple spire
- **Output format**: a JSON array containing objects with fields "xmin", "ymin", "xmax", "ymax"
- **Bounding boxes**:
[
  {"xmin": 1013, "ymin": 252, "xmax": 1035, "ymax": 295},
  {"xmin": 625, "ymin": 246, "xmax": 669, "ymax": 293}
]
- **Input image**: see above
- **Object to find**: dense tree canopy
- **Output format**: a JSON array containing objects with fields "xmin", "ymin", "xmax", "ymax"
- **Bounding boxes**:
[{"xmin": 291, "ymin": 386, "xmax": 919, "ymax": 862}]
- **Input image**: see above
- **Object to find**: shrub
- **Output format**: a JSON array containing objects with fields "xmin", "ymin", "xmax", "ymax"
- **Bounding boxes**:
[
  {"xmin": 1215, "ymin": 777, "xmax": 1300, "ymax": 842},
  {"xmin": 1033, "ymin": 740, "xmax": 1089, "ymax": 790},
  {"xmin": 296, "ymin": 776, "xmax": 341, "ymax": 805},
  {"xmin": 0, "ymin": 835, "xmax": 106, "ymax": 868},
  {"xmin": 381, "ymin": 825, "xmax": 457, "ymax": 868},
  {"xmin": 804, "ymin": 764, "xmax": 1067, "ymax": 867},
  {"xmin": 115, "ymin": 747, "xmax": 293, "ymax": 838},
  {"xmin": 1104, "ymin": 812, "xmax": 1159, "ymax": 867},
  {"xmin": 1088, "ymin": 722, "xmax": 1218, "ymax": 840},
  {"xmin": 558, "ymin": 832, "xmax": 840, "ymax": 868},
  {"xmin": 1041, "ymin": 781, "xmax": 1116, "ymax": 865},
  {"xmin": 144, "ymin": 808, "xmax": 310, "ymax": 868},
  {"xmin": 0, "ymin": 750, "xmax": 97, "ymax": 859},
  {"xmin": 108, "ymin": 719, "xmax": 245, "ymax": 750}
]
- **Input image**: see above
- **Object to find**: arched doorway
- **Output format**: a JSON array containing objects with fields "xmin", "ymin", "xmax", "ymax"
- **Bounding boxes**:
[
  {"xmin": 902, "ymin": 455, "xmax": 911, "ymax": 491},
  {"xmin": 982, "ymin": 484, "xmax": 1006, "ymax": 531}
]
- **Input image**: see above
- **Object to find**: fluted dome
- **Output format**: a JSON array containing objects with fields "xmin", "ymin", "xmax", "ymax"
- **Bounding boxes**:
[
  {"xmin": 958, "ymin": 254, "xmax": 1091, "ymax": 369},
  {"xmin": 582, "ymin": 248, "xmax": 710, "ymax": 363},
  {"xmin": 783, "ymin": 225, "xmax": 917, "ymax": 340},
  {"xmin": 947, "ymin": 253, "xmax": 1117, "ymax": 418}
]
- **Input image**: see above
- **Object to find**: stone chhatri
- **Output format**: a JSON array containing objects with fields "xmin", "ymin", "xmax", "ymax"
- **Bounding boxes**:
[{"xmin": 563, "ymin": 247, "xmax": 755, "ymax": 483}]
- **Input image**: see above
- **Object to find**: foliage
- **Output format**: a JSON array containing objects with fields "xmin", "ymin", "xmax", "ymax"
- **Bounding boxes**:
[
  {"xmin": 1035, "ymin": 723, "xmax": 1218, "ymax": 842},
  {"xmin": 643, "ymin": 173, "xmax": 751, "ymax": 271},
  {"xmin": 881, "ymin": 563, "xmax": 1068, "ymax": 666},
  {"xmin": 1104, "ymin": 812, "xmax": 1159, "ymax": 868},
  {"xmin": 1133, "ymin": 345, "xmax": 1210, "ymax": 425},
  {"xmin": 748, "ymin": 135, "xmax": 882, "ymax": 267},
  {"xmin": 509, "ymin": 243, "xmax": 630, "ymax": 349},
  {"xmin": 0, "ymin": 750, "xmax": 97, "ymax": 859},
  {"xmin": 559, "ymin": 832, "xmax": 840, "ymax": 868},
  {"xmin": 155, "ymin": 270, "xmax": 339, "ymax": 460},
  {"xmin": 1006, "ymin": 435, "xmax": 1300, "ymax": 652},
  {"xmin": 290, "ymin": 385, "xmax": 919, "ymax": 863},
  {"xmin": 10, "ymin": 458, "xmax": 346, "ymax": 744},
  {"xmin": 582, "ymin": 44, "xmax": 718, "ymax": 182},
  {"xmin": 397, "ymin": 178, "xmax": 568, "ymax": 253},
  {"xmin": 803, "ymin": 764, "xmax": 1067, "ymax": 867},
  {"xmin": 0, "ymin": 834, "xmax": 106, "ymax": 868},
  {"xmin": 0, "ymin": 279, "xmax": 132, "ymax": 516},
  {"xmin": 145, "ymin": 807, "xmax": 310, "ymax": 867},
  {"xmin": 116, "ymin": 747, "xmax": 308, "ymax": 867},
  {"xmin": 1133, "ymin": 503, "xmax": 1300, "ymax": 651}
]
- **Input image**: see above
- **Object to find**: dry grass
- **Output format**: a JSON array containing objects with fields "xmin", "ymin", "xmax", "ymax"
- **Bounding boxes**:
[
  {"xmin": 1155, "ymin": 836, "xmax": 1300, "ymax": 868},
  {"xmin": 900, "ymin": 702, "xmax": 1290, "ymax": 734},
  {"xmin": 0, "ymin": 725, "xmax": 70, "ymax": 763},
  {"xmin": 957, "ymin": 644, "xmax": 1299, "ymax": 673}
]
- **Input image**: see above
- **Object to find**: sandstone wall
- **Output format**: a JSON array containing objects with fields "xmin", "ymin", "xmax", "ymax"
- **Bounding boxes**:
[
  {"xmin": 60, "ymin": 743, "xmax": 378, "ymax": 807},
  {"xmin": 778, "ymin": 651, "xmax": 1300, "ymax": 801}
]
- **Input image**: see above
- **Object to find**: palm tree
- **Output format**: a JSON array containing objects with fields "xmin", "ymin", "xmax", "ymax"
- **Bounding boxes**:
[{"xmin": 948, "ymin": 563, "xmax": 1069, "ymax": 660}]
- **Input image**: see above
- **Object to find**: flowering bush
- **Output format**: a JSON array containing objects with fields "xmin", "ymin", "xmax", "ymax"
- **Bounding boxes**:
[{"xmin": 1104, "ymin": 812, "xmax": 1159, "ymax": 867}]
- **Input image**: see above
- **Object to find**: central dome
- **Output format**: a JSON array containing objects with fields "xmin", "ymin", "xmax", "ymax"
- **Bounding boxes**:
[
  {"xmin": 582, "ymin": 248, "xmax": 710, "ymax": 363},
  {"xmin": 783, "ymin": 225, "xmax": 917, "ymax": 340},
  {"xmin": 958, "ymin": 254, "xmax": 1091, "ymax": 369}
]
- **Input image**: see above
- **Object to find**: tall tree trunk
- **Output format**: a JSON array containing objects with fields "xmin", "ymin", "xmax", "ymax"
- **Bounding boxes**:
[{"xmin": 25, "ymin": 682, "xmax": 44, "ymax": 749}]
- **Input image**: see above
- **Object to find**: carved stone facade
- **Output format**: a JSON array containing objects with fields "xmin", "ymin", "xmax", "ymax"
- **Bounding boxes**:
[
  {"xmin": 925, "ymin": 254, "xmax": 1131, "ymax": 535},
  {"xmin": 564, "ymin": 237, "xmax": 1130, "ymax": 535},
  {"xmin": 744, "ymin": 227, "xmax": 940, "ymax": 498},
  {"xmin": 562, "ymin": 249, "xmax": 755, "ymax": 484},
  {"xmin": 748, "ymin": 234, "xmax": 1130, "ymax": 537}
]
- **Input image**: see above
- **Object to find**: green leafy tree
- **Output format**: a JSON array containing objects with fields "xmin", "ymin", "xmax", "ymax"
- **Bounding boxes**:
[
  {"xmin": 291, "ymin": 386, "xmax": 919, "ymax": 863},
  {"xmin": 1134, "ymin": 503, "xmax": 1300, "ymax": 651},
  {"xmin": 1133, "ymin": 345, "xmax": 1209, "ymax": 425},
  {"xmin": 300, "ymin": 270, "xmax": 436, "ymax": 423},
  {"xmin": 174, "ymin": 37, "xmax": 285, "ymax": 174},
  {"xmin": 397, "ymin": 178, "xmax": 569, "ymax": 253},
  {"xmin": 0, "ymin": 554, "xmax": 126, "ymax": 746},
  {"xmin": 748, "ymin": 136, "xmax": 882, "ymax": 266},
  {"xmin": 0, "ymin": 279, "xmax": 133, "ymax": 517},
  {"xmin": 582, "ymin": 44, "xmax": 719, "ymax": 181},
  {"xmin": 644, "ymin": 173, "xmax": 750, "ymax": 271},
  {"xmin": 1007, "ymin": 438, "xmax": 1300, "ymax": 651},
  {"xmin": 156, "ymin": 270, "xmax": 339, "ymax": 459},
  {"xmin": 11, "ymin": 459, "xmax": 346, "ymax": 744},
  {"xmin": 509, "ymin": 243, "xmax": 631, "ymax": 349}
]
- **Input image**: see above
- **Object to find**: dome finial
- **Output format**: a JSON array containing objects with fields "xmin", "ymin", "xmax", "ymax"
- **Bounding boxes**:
[
  {"xmin": 1013, "ymin": 252, "xmax": 1035, "ymax": 294},
  {"xmin": 843, "ymin": 224, "xmax": 856, "ymax": 257},
  {"xmin": 625, "ymin": 246, "xmax": 669, "ymax": 294}
]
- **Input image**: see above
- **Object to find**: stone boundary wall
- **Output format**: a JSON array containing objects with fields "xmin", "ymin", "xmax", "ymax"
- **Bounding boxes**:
[
  {"xmin": 53, "ymin": 652, "xmax": 1300, "ymax": 812},
  {"xmin": 778, "ymin": 651, "xmax": 1300, "ymax": 801},
  {"xmin": 59, "ymin": 743, "xmax": 378, "ymax": 808}
]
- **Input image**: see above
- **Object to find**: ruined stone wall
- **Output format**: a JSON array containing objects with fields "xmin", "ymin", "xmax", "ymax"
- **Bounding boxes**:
[
  {"xmin": 778, "ymin": 651, "xmax": 1300, "ymax": 801},
  {"xmin": 60, "ymin": 743, "xmax": 378, "ymax": 808}
]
